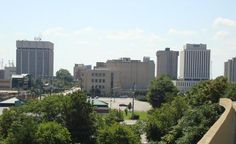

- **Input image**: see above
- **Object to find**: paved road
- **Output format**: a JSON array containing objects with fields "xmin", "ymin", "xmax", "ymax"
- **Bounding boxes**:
[{"xmin": 98, "ymin": 97, "xmax": 152, "ymax": 112}]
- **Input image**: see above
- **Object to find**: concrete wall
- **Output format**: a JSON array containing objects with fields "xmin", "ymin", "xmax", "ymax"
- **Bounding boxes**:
[{"xmin": 198, "ymin": 98, "xmax": 236, "ymax": 144}]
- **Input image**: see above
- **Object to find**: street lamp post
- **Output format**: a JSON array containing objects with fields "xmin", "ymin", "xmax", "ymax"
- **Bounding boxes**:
[{"xmin": 131, "ymin": 82, "xmax": 135, "ymax": 117}]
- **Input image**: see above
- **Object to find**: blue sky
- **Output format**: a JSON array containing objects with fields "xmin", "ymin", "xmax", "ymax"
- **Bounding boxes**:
[{"xmin": 0, "ymin": 0, "xmax": 236, "ymax": 78}]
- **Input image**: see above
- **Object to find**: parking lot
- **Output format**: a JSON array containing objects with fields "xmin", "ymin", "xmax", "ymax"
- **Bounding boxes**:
[{"xmin": 98, "ymin": 97, "xmax": 152, "ymax": 112}]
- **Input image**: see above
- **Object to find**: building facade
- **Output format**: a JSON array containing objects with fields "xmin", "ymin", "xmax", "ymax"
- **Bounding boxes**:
[
  {"xmin": 156, "ymin": 48, "xmax": 179, "ymax": 80},
  {"xmin": 81, "ymin": 68, "xmax": 114, "ymax": 96},
  {"xmin": 79, "ymin": 57, "xmax": 155, "ymax": 96},
  {"xmin": 224, "ymin": 57, "xmax": 236, "ymax": 83},
  {"xmin": 11, "ymin": 74, "xmax": 30, "ymax": 89},
  {"xmin": 175, "ymin": 44, "xmax": 211, "ymax": 91},
  {"xmin": 73, "ymin": 64, "xmax": 91, "ymax": 80},
  {"xmin": 16, "ymin": 40, "xmax": 54, "ymax": 78},
  {"xmin": 105, "ymin": 57, "xmax": 155, "ymax": 91},
  {"xmin": 179, "ymin": 44, "xmax": 210, "ymax": 80},
  {"xmin": 4, "ymin": 67, "xmax": 16, "ymax": 80},
  {"xmin": 0, "ymin": 70, "xmax": 4, "ymax": 80}
]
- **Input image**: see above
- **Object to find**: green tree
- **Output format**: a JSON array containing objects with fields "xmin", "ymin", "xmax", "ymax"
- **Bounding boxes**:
[
  {"xmin": 97, "ymin": 123, "xmax": 140, "ymax": 144},
  {"xmin": 19, "ymin": 92, "xmax": 96, "ymax": 143},
  {"xmin": 187, "ymin": 76, "xmax": 228, "ymax": 106},
  {"xmin": 0, "ymin": 109, "xmax": 19, "ymax": 138},
  {"xmin": 104, "ymin": 109, "xmax": 124, "ymax": 126},
  {"xmin": 224, "ymin": 83, "xmax": 236, "ymax": 101},
  {"xmin": 147, "ymin": 75, "xmax": 178, "ymax": 108},
  {"xmin": 21, "ymin": 95, "xmax": 65, "ymax": 123},
  {"xmin": 35, "ymin": 121, "xmax": 71, "ymax": 144},
  {"xmin": 4, "ymin": 114, "xmax": 38, "ymax": 144},
  {"xmin": 146, "ymin": 96, "xmax": 188, "ymax": 141},
  {"xmin": 56, "ymin": 69, "xmax": 73, "ymax": 83},
  {"xmin": 63, "ymin": 92, "xmax": 96, "ymax": 143},
  {"xmin": 55, "ymin": 69, "xmax": 73, "ymax": 88},
  {"xmin": 168, "ymin": 104, "xmax": 223, "ymax": 144},
  {"xmin": 146, "ymin": 77, "xmax": 227, "ymax": 143}
]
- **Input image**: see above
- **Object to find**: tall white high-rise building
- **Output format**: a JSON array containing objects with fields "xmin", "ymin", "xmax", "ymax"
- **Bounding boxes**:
[
  {"xmin": 179, "ymin": 44, "xmax": 210, "ymax": 80},
  {"xmin": 175, "ymin": 44, "xmax": 211, "ymax": 91},
  {"xmin": 224, "ymin": 57, "xmax": 236, "ymax": 83}
]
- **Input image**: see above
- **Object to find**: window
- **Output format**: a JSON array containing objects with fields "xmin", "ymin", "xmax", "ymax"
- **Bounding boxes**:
[
  {"xmin": 103, "ymin": 79, "xmax": 105, "ymax": 83},
  {"xmin": 103, "ymin": 73, "xmax": 105, "ymax": 76},
  {"xmin": 99, "ymin": 73, "xmax": 101, "ymax": 76},
  {"xmin": 99, "ymin": 79, "xmax": 101, "ymax": 83},
  {"xmin": 95, "ymin": 79, "xmax": 98, "ymax": 82},
  {"xmin": 92, "ymin": 73, "xmax": 94, "ymax": 76},
  {"xmin": 91, "ymin": 79, "xmax": 94, "ymax": 82},
  {"xmin": 99, "ymin": 85, "xmax": 101, "ymax": 88}
]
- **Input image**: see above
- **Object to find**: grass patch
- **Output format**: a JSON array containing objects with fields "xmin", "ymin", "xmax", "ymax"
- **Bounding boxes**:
[{"xmin": 123, "ymin": 111, "xmax": 148, "ymax": 120}]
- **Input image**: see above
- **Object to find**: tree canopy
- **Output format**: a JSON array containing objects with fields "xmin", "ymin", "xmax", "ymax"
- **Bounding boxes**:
[
  {"xmin": 0, "ymin": 91, "xmax": 97, "ymax": 144},
  {"xmin": 35, "ymin": 121, "xmax": 71, "ymax": 144},
  {"xmin": 97, "ymin": 123, "xmax": 140, "ymax": 144},
  {"xmin": 55, "ymin": 69, "xmax": 74, "ymax": 88},
  {"xmin": 145, "ymin": 76, "xmax": 227, "ymax": 143},
  {"xmin": 147, "ymin": 75, "xmax": 178, "ymax": 108}
]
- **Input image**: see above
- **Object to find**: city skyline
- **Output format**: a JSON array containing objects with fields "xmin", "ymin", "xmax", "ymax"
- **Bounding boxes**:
[{"xmin": 0, "ymin": 0, "xmax": 236, "ymax": 78}]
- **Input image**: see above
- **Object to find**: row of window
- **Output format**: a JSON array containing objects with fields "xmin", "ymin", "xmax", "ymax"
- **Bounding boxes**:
[
  {"xmin": 91, "ymin": 73, "xmax": 106, "ymax": 77},
  {"xmin": 92, "ymin": 85, "xmax": 105, "ymax": 89},
  {"xmin": 91, "ymin": 79, "xmax": 105, "ymax": 83}
]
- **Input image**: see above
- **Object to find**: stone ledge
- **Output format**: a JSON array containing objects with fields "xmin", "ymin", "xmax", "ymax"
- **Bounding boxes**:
[{"xmin": 198, "ymin": 98, "xmax": 236, "ymax": 144}]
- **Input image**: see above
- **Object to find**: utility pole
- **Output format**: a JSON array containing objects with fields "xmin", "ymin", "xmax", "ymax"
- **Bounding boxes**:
[{"xmin": 132, "ymin": 82, "xmax": 135, "ymax": 117}]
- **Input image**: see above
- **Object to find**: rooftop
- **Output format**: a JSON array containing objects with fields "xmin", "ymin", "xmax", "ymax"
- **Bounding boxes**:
[{"xmin": 12, "ymin": 74, "xmax": 28, "ymax": 79}]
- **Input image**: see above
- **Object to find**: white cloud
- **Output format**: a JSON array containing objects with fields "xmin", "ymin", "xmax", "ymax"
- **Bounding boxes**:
[
  {"xmin": 168, "ymin": 28, "xmax": 196, "ymax": 36},
  {"xmin": 213, "ymin": 17, "xmax": 236, "ymax": 28},
  {"xmin": 148, "ymin": 33, "xmax": 166, "ymax": 45},
  {"xmin": 74, "ymin": 27, "xmax": 94, "ymax": 35},
  {"xmin": 43, "ymin": 27, "xmax": 68, "ymax": 37},
  {"xmin": 213, "ymin": 31, "xmax": 231, "ymax": 40},
  {"xmin": 107, "ymin": 28, "xmax": 145, "ymax": 40}
]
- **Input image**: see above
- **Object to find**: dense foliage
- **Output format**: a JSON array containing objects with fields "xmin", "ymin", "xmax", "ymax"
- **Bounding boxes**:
[
  {"xmin": 55, "ymin": 69, "xmax": 74, "ymax": 88},
  {"xmin": 35, "ymin": 121, "xmax": 71, "ymax": 144},
  {"xmin": 224, "ymin": 83, "xmax": 236, "ymax": 101},
  {"xmin": 97, "ymin": 123, "xmax": 140, "ymax": 144},
  {"xmin": 0, "ymin": 91, "xmax": 141, "ymax": 144},
  {"xmin": 145, "ymin": 76, "xmax": 227, "ymax": 143},
  {"xmin": 147, "ymin": 75, "xmax": 178, "ymax": 108},
  {"xmin": 0, "ymin": 92, "xmax": 96, "ymax": 144}
]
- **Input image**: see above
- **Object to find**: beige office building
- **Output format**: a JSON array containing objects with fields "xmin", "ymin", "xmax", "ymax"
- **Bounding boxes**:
[
  {"xmin": 81, "ymin": 68, "xmax": 115, "ymax": 96},
  {"xmin": 73, "ymin": 64, "xmax": 91, "ymax": 80},
  {"xmin": 105, "ymin": 57, "xmax": 155, "ymax": 91},
  {"xmin": 224, "ymin": 57, "xmax": 236, "ymax": 83},
  {"xmin": 156, "ymin": 48, "xmax": 179, "ymax": 80},
  {"xmin": 79, "ymin": 57, "xmax": 155, "ymax": 96}
]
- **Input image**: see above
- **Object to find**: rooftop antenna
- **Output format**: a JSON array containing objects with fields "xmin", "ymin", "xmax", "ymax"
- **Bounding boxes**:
[
  {"xmin": 12, "ymin": 60, "xmax": 15, "ymax": 67},
  {"xmin": 34, "ymin": 33, "xmax": 42, "ymax": 41},
  {"xmin": 1, "ymin": 59, "xmax": 3, "ymax": 69},
  {"xmin": 210, "ymin": 60, "xmax": 213, "ymax": 79}
]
